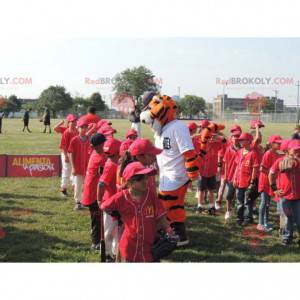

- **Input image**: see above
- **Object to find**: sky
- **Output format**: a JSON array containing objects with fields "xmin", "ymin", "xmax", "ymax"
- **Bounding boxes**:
[{"xmin": 0, "ymin": 38, "xmax": 300, "ymax": 107}]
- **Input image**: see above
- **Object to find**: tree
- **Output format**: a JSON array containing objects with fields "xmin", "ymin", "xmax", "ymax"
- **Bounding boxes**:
[
  {"xmin": 72, "ymin": 96, "xmax": 90, "ymax": 114},
  {"xmin": 262, "ymin": 99, "xmax": 275, "ymax": 113},
  {"xmin": 3, "ymin": 95, "xmax": 22, "ymax": 117},
  {"xmin": 113, "ymin": 66, "xmax": 159, "ymax": 106},
  {"xmin": 88, "ymin": 92, "xmax": 106, "ymax": 111},
  {"xmin": 180, "ymin": 95, "xmax": 207, "ymax": 118},
  {"xmin": 38, "ymin": 86, "xmax": 73, "ymax": 117}
]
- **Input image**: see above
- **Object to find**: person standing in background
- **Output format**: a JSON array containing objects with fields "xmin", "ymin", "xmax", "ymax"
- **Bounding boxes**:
[
  {"xmin": 0, "ymin": 111, "xmax": 4, "ymax": 134},
  {"xmin": 291, "ymin": 125, "xmax": 300, "ymax": 140},
  {"xmin": 129, "ymin": 105, "xmax": 141, "ymax": 137},
  {"xmin": 22, "ymin": 108, "xmax": 32, "ymax": 133},
  {"xmin": 41, "ymin": 107, "xmax": 51, "ymax": 133}
]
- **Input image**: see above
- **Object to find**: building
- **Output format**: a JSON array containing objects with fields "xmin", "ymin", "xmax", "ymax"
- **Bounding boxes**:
[
  {"xmin": 213, "ymin": 93, "xmax": 284, "ymax": 117},
  {"xmin": 111, "ymin": 93, "xmax": 135, "ymax": 117}
]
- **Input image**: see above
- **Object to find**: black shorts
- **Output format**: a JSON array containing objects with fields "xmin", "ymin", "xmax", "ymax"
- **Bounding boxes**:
[
  {"xmin": 23, "ymin": 120, "xmax": 29, "ymax": 126},
  {"xmin": 44, "ymin": 121, "xmax": 50, "ymax": 126},
  {"xmin": 198, "ymin": 176, "xmax": 216, "ymax": 191}
]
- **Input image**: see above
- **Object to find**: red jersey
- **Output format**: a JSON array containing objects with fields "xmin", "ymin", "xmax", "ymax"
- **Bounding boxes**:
[
  {"xmin": 223, "ymin": 145, "xmax": 239, "ymax": 182},
  {"xmin": 55, "ymin": 125, "xmax": 67, "ymax": 134},
  {"xmin": 81, "ymin": 151, "xmax": 106, "ymax": 205},
  {"xmin": 60, "ymin": 128, "xmax": 78, "ymax": 152},
  {"xmin": 101, "ymin": 188, "xmax": 166, "ymax": 262},
  {"xmin": 85, "ymin": 113, "xmax": 101, "ymax": 124},
  {"xmin": 199, "ymin": 140, "xmax": 223, "ymax": 177},
  {"xmin": 100, "ymin": 159, "xmax": 118, "ymax": 202},
  {"xmin": 68, "ymin": 135, "xmax": 91, "ymax": 176},
  {"xmin": 233, "ymin": 149, "xmax": 259, "ymax": 188},
  {"xmin": 270, "ymin": 157, "xmax": 300, "ymax": 200},
  {"xmin": 258, "ymin": 150, "xmax": 283, "ymax": 195}
]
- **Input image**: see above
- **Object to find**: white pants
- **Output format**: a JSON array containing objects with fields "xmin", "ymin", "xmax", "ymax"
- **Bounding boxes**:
[
  {"xmin": 131, "ymin": 122, "xmax": 141, "ymax": 137},
  {"xmin": 73, "ymin": 175, "xmax": 84, "ymax": 204},
  {"xmin": 61, "ymin": 153, "xmax": 72, "ymax": 190},
  {"xmin": 104, "ymin": 212, "xmax": 119, "ymax": 256}
]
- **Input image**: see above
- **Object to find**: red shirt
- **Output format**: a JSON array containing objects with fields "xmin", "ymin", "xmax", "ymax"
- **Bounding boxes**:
[
  {"xmin": 199, "ymin": 140, "xmax": 223, "ymax": 177},
  {"xmin": 101, "ymin": 188, "xmax": 166, "ymax": 262},
  {"xmin": 85, "ymin": 113, "xmax": 101, "ymax": 124},
  {"xmin": 55, "ymin": 125, "xmax": 67, "ymax": 134},
  {"xmin": 82, "ymin": 151, "xmax": 107, "ymax": 205},
  {"xmin": 270, "ymin": 157, "xmax": 300, "ymax": 200},
  {"xmin": 233, "ymin": 149, "xmax": 259, "ymax": 188},
  {"xmin": 100, "ymin": 159, "xmax": 118, "ymax": 202},
  {"xmin": 258, "ymin": 150, "xmax": 283, "ymax": 195},
  {"xmin": 68, "ymin": 135, "xmax": 91, "ymax": 176},
  {"xmin": 223, "ymin": 145, "xmax": 239, "ymax": 182},
  {"xmin": 60, "ymin": 128, "xmax": 78, "ymax": 152}
]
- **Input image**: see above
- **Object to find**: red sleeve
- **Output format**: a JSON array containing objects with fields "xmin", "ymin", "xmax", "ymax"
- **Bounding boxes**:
[
  {"xmin": 60, "ymin": 131, "xmax": 67, "ymax": 151},
  {"xmin": 55, "ymin": 126, "xmax": 67, "ymax": 134},
  {"xmin": 270, "ymin": 158, "xmax": 281, "ymax": 174},
  {"xmin": 100, "ymin": 161, "xmax": 115, "ymax": 185},
  {"xmin": 235, "ymin": 150, "xmax": 241, "ymax": 164},
  {"xmin": 68, "ymin": 136, "xmax": 77, "ymax": 153},
  {"xmin": 252, "ymin": 151, "xmax": 259, "ymax": 167},
  {"xmin": 101, "ymin": 191, "xmax": 122, "ymax": 212},
  {"xmin": 261, "ymin": 151, "xmax": 271, "ymax": 169}
]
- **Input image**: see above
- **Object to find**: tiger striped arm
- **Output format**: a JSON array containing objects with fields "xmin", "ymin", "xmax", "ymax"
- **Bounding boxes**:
[{"xmin": 183, "ymin": 150, "xmax": 200, "ymax": 180}]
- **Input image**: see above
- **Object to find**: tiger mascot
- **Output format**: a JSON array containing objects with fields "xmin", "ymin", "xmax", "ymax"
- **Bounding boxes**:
[{"xmin": 140, "ymin": 92, "xmax": 200, "ymax": 246}]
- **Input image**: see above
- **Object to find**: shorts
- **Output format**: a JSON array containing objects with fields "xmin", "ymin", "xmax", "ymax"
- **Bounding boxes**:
[
  {"xmin": 44, "ymin": 121, "xmax": 50, "ymax": 126},
  {"xmin": 198, "ymin": 176, "xmax": 216, "ymax": 191},
  {"xmin": 23, "ymin": 120, "xmax": 29, "ymax": 126},
  {"xmin": 226, "ymin": 181, "xmax": 236, "ymax": 201}
]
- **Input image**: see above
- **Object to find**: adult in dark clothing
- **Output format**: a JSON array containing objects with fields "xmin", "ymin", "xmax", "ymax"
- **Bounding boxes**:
[
  {"xmin": 291, "ymin": 125, "xmax": 300, "ymax": 140},
  {"xmin": 22, "ymin": 108, "xmax": 32, "ymax": 133},
  {"xmin": 128, "ymin": 105, "xmax": 141, "ymax": 136},
  {"xmin": 0, "ymin": 111, "xmax": 4, "ymax": 134},
  {"xmin": 41, "ymin": 107, "xmax": 51, "ymax": 133}
]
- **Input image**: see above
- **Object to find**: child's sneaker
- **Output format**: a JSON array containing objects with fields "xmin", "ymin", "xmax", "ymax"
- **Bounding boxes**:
[
  {"xmin": 60, "ymin": 189, "xmax": 68, "ymax": 197},
  {"xmin": 195, "ymin": 206, "xmax": 205, "ymax": 214},
  {"xmin": 215, "ymin": 201, "xmax": 221, "ymax": 210},
  {"xmin": 208, "ymin": 207, "xmax": 216, "ymax": 216},
  {"xmin": 224, "ymin": 211, "xmax": 232, "ymax": 220},
  {"xmin": 256, "ymin": 224, "xmax": 266, "ymax": 231},
  {"xmin": 74, "ymin": 203, "xmax": 83, "ymax": 211}
]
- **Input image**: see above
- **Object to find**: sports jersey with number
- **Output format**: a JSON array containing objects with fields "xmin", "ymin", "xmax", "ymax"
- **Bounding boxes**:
[{"xmin": 155, "ymin": 120, "xmax": 194, "ymax": 191}]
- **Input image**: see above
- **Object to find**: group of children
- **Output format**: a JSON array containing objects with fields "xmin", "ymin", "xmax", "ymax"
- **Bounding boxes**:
[
  {"xmin": 54, "ymin": 106, "xmax": 300, "ymax": 262},
  {"xmin": 188, "ymin": 119, "xmax": 300, "ymax": 246}
]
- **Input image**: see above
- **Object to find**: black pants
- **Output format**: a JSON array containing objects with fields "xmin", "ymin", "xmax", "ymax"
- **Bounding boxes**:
[
  {"xmin": 88, "ymin": 201, "xmax": 101, "ymax": 245},
  {"xmin": 226, "ymin": 181, "xmax": 236, "ymax": 202},
  {"xmin": 236, "ymin": 188, "xmax": 253, "ymax": 223}
]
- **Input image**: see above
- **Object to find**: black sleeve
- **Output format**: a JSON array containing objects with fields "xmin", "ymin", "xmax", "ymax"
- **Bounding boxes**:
[{"xmin": 292, "ymin": 133, "xmax": 300, "ymax": 140}]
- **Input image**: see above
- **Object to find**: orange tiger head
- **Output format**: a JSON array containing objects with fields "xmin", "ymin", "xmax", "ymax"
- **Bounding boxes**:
[{"xmin": 140, "ymin": 92, "xmax": 178, "ymax": 135}]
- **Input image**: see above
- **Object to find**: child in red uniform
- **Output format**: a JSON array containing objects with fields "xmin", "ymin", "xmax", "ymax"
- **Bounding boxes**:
[
  {"xmin": 68, "ymin": 117, "xmax": 92, "ymax": 210},
  {"xmin": 269, "ymin": 140, "xmax": 300, "ymax": 245},
  {"xmin": 81, "ymin": 133, "xmax": 107, "ymax": 250},
  {"xmin": 101, "ymin": 162, "xmax": 171, "ymax": 262},
  {"xmin": 223, "ymin": 131, "xmax": 241, "ymax": 220},
  {"xmin": 97, "ymin": 138, "xmax": 121, "ymax": 259},
  {"xmin": 257, "ymin": 135, "xmax": 282, "ymax": 232},
  {"xmin": 125, "ymin": 129, "xmax": 138, "ymax": 141},
  {"xmin": 233, "ymin": 133, "xmax": 259, "ymax": 225},
  {"xmin": 196, "ymin": 135, "xmax": 223, "ymax": 215},
  {"xmin": 59, "ymin": 114, "xmax": 78, "ymax": 197}
]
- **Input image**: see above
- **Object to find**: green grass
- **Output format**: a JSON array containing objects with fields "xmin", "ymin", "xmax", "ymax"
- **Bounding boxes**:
[{"xmin": 0, "ymin": 118, "xmax": 299, "ymax": 262}]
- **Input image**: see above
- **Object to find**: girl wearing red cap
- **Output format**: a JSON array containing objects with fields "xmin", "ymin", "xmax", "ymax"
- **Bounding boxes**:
[
  {"xmin": 233, "ymin": 133, "xmax": 259, "ymax": 225},
  {"xmin": 81, "ymin": 133, "xmax": 107, "ymax": 250},
  {"xmin": 97, "ymin": 138, "xmax": 121, "ymax": 260},
  {"xmin": 101, "ymin": 162, "xmax": 171, "ymax": 262},
  {"xmin": 58, "ymin": 114, "xmax": 78, "ymax": 197},
  {"xmin": 68, "ymin": 117, "xmax": 92, "ymax": 210},
  {"xmin": 257, "ymin": 135, "xmax": 283, "ymax": 232}
]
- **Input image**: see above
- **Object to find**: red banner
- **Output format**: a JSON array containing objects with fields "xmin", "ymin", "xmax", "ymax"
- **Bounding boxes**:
[
  {"xmin": 0, "ymin": 155, "xmax": 7, "ymax": 177},
  {"xmin": 7, "ymin": 155, "xmax": 61, "ymax": 177}
]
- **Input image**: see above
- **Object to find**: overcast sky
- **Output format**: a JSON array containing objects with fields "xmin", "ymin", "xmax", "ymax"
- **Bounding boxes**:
[{"xmin": 1, "ymin": 37, "xmax": 300, "ymax": 106}]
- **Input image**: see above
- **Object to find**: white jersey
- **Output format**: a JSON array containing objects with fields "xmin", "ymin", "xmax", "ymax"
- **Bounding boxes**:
[{"xmin": 155, "ymin": 119, "xmax": 194, "ymax": 191}]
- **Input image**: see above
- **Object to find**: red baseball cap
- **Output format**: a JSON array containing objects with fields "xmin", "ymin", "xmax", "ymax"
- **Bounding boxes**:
[
  {"xmin": 238, "ymin": 132, "xmax": 253, "ymax": 142},
  {"xmin": 119, "ymin": 139, "xmax": 134, "ymax": 156},
  {"xmin": 129, "ymin": 138, "xmax": 162, "ymax": 156},
  {"xmin": 187, "ymin": 122, "xmax": 198, "ymax": 132},
  {"xmin": 97, "ymin": 125, "xmax": 117, "ymax": 136},
  {"xmin": 199, "ymin": 120, "xmax": 210, "ymax": 128},
  {"xmin": 231, "ymin": 130, "xmax": 241, "ymax": 137},
  {"xmin": 103, "ymin": 138, "xmax": 121, "ymax": 156},
  {"xmin": 66, "ymin": 114, "xmax": 77, "ymax": 122},
  {"xmin": 96, "ymin": 119, "xmax": 112, "ymax": 129},
  {"xmin": 77, "ymin": 116, "xmax": 89, "ymax": 128},
  {"xmin": 126, "ymin": 129, "xmax": 138, "ymax": 139},
  {"xmin": 268, "ymin": 135, "xmax": 282, "ymax": 144},
  {"xmin": 122, "ymin": 161, "xmax": 156, "ymax": 181},
  {"xmin": 280, "ymin": 139, "xmax": 291, "ymax": 151},
  {"xmin": 288, "ymin": 140, "xmax": 300, "ymax": 151},
  {"xmin": 250, "ymin": 119, "xmax": 265, "ymax": 129},
  {"xmin": 230, "ymin": 125, "xmax": 242, "ymax": 133}
]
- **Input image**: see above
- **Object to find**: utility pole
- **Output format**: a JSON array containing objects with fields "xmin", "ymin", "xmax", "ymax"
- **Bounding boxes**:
[
  {"xmin": 222, "ymin": 83, "xmax": 226, "ymax": 120},
  {"xmin": 297, "ymin": 81, "xmax": 300, "ymax": 124},
  {"xmin": 177, "ymin": 86, "xmax": 181, "ymax": 100},
  {"xmin": 274, "ymin": 90, "xmax": 279, "ymax": 122}
]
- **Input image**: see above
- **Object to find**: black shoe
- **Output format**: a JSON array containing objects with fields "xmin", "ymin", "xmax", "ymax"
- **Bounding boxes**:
[
  {"xmin": 195, "ymin": 206, "xmax": 205, "ymax": 214},
  {"xmin": 106, "ymin": 255, "xmax": 115, "ymax": 262},
  {"xmin": 171, "ymin": 222, "xmax": 189, "ymax": 247},
  {"xmin": 208, "ymin": 207, "xmax": 216, "ymax": 216}
]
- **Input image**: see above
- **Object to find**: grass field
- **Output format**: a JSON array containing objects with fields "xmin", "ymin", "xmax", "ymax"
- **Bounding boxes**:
[{"xmin": 0, "ymin": 118, "xmax": 300, "ymax": 262}]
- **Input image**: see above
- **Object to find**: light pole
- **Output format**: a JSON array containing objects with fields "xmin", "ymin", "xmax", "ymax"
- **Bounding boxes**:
[
  {"xmin": 222, "ymin": 83, "xmax": 226, "ymax": 120},
  {"xmin": 273, "ymin": 90, "xmax": 279, "ymax": 122}
]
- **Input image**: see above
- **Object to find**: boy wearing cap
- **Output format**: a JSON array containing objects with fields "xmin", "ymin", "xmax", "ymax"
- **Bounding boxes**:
[
  {"xmin": 97, "ymin": 138, "xmax": 121, "ymax": 259},
  {"xmin": 125, "ymin": 129, "xmax": 138, "ymax": 141},
  {"xmin": 101, "ymin": 161, "xmax": 171, "ymax": 262},
  {"xmin": 257, "ymin": 135, "xmax": 283, "ymax": 232},
  {"xmin": 269, "ymin": 140, "xmax": 300, "ymax": 245},
  {"xmin": 222, "ymin": 131, "xmax": 241, "ymax": 220},
  {"xmin": 59, "ymin": 114, "xmax": 78, "ymax": 197},
  {"xmin": 82, "ymin": 133, "xmax": 107, "ymax": 250},
  {"xmin": 68, "ymin": 117, "xmax": 91, "ymax": 210},
  {"xmin": 233, "ymin": 133, "xmax": 259, "ymax": 225}
]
